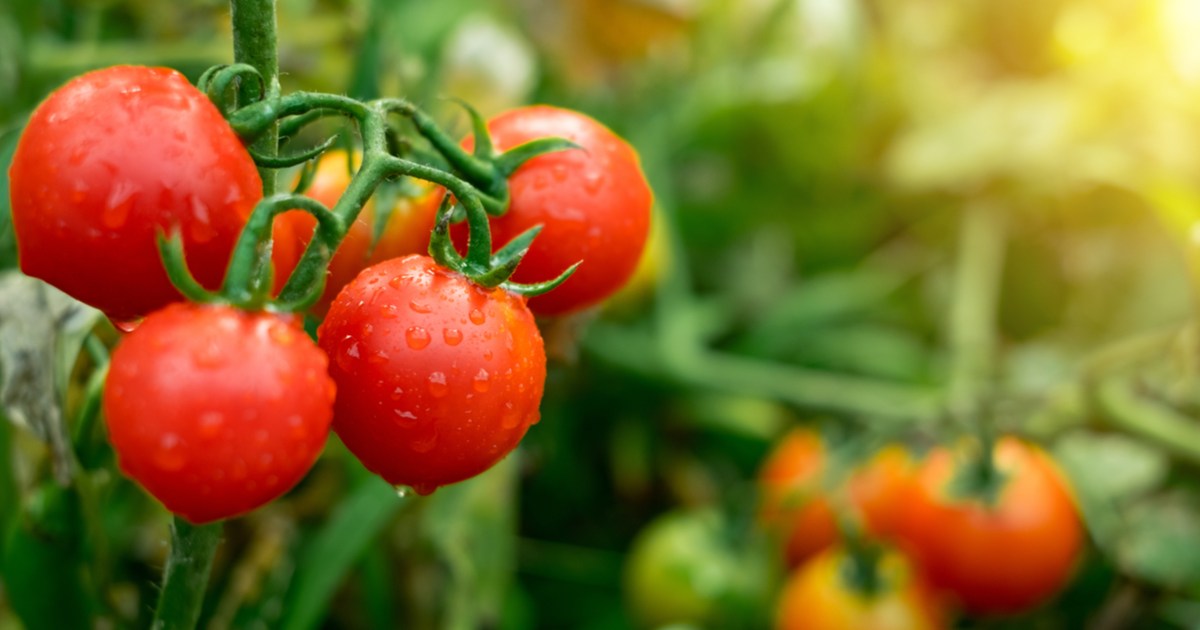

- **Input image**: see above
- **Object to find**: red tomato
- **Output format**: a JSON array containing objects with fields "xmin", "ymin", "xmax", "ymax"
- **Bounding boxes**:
[
  {"xmin": 276, "ymin": 150, "xmax": 440, "ymax": 313},
  {"xmin": 454, "ymin": 106, "xmax": 653, "ymax": 316},
  {"xmin": 893, "ymin": 437, "xmax": 1084, "ymax": 615},
  {"xmin": 759, "ymin": 431, "xmax": 915, "ymax": 567},
  {"xmin": 776, "ymin": 548, "xmax": 946, "ymax": 630},
  {"xmin": 317, "ymin": 254, "xmax": 546, "ymax": 494},
  {"xmin": 103, "ymin": 303, "xmax": 335, "ymax": 523},
  {"xmin": 9, "ymin": 66, "xmax": 268, "ymax": 321}
]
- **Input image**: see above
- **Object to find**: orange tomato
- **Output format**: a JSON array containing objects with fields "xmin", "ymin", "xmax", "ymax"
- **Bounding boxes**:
[
  {"xmin": 893, "ymin": 437, "xmax": 1084, "ymax": 615},
  {"xmin": 776, "ymin": 548, "xmax": 946, "ymax": 630}
]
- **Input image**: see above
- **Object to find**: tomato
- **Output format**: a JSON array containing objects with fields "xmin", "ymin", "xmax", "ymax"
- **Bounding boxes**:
[
  {"xmin": 776, "ymin": 547, "xmax": 946, "ymax": 630},
  {"xmin": 604, "ymin": 205, "xmax": 669, "ymax": 315},
  {"xmin": 893, "ymin": 437, "xmax": 1084, "ymax": 615},
  {"xmin": 623, "ymin": 510, "xmax": 744, "ymax": 628},
  {"xmin": 759, "ymin": 430, "xmax": 915, "ymax": 567},
  {"xmin": 103, "ymin": 303, "xmax": 335, "ymax": 523},
  {"xmin": 276, "ymin": 150, "xmax": 440, "ymax": 313},
  {"xmin": 9, "ymin": 66, "xmax": 269, "ymax": 321},
  {"xmin": 317, "ymin": 254, "xmax": 545, "ymax": 494},
  {"xmin": 454, "ymin": 105, "xmax": 653, "ymax": 316}
]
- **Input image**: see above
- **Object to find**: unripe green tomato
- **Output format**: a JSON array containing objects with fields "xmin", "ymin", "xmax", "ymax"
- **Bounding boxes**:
[{"xmin": 623, "ymin": 510, "xmax": 741, "ymax": 628}]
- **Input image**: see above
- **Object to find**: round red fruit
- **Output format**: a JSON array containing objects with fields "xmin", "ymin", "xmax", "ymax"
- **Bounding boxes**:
[
  {"xmin": 9, "ymin": 65, "xmax": 267, "ymax": 321},
  {"xmin": 318, "ymin": 254, "xmax": 546, "ymax": 494},
  {"xmin": 103, "ymin": 303, "xmax": 335, "ymax": 523}
]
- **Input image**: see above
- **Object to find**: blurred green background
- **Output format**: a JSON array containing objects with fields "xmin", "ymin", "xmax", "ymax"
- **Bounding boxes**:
[{"xmin": 7, "ymin": 0, "xmax": 1200, "ymax": 628}]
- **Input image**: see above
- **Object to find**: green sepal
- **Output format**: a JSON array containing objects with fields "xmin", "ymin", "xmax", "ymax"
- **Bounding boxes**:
[
  {"xmin": 249, "ymin": 134, "xmax": 338, "ymax": 169},
  {"xmin": 490, "ymin": 225, "xmax": 541, "ymax": 270},
  {"xmin": 449, "ymin": 97, "xmax": 495, "ymax": 159},
  {"xmin": 494, "ymin": 137, "xmax": 582, "ymax": 177},
  {"xmin": 156, "ymin": 229, "xmax": 218, "ymax": 304},
  {"xmin": 501, "ymin": 261, "xmax": 580, "ymax": 297},
  {"xmin": 428, "ymin": 195, "xmax": 466, "ymax": 272}
]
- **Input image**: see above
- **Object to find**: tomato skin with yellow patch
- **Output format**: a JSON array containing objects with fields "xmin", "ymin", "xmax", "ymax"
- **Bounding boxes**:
[{"xmin": 318, "ymin": 255, "xmax": 546, "ymax": 494}]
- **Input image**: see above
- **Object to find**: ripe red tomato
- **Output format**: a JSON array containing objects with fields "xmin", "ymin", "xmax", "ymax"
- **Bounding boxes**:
[
  {"xmin": 317, "ymin": 254, "xmax": 546, "ymax": 494},
  {"xmin": 454, "ymin": 105, "xmax": 653, "ymax": 316},
  {"xmin": 103, "ymin": 303, "xmax": 335, "ymax": 523},
  {"xmin": 9, "ymin": 66, "xmax": 268, "ymax": 321},
  {"xmin": 893, "ymin": 437, "xmax": 1084, "ymax": 615},
  {"xmin": 776, "ymin": 548, "xmax": 946, "ymax": 630},
  {"xmin": 276, "ymin": 150, "xmax": 441, "ymax": 313},
  {"xmin": 759, "ymin": 430, "xmax": 914, "ymax": 567}
]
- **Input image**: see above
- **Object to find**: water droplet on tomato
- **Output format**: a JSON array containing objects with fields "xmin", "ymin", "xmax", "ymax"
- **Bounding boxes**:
[
  {"xmin": 473, "ymin": 368, "xmax": 490, "ymax": 393},
  {"xmin": 199, "ymin": 412, "xmax": 225, "ymax": 438},
  {"xmin": 367, "ymin": 349, "xmax": 390, "ymax": 365},
  {"xmin": 469, "ymin": 309, "xmax": 486, "ymax": 325},
  {"xmin": 288, "ymin": 415, "xmax": 308, "ymax": 439},
  {"xmin": 439, "ymin": 328, "xmax": 461, "ymax": 346},
  {"xmin": 380, "ymin": 304, "xmax": 399, "ymax": 319},
  {"xmin": 409, "ymin": 299, "xmax": 432, "ymax": 313},
  {"xmin": 583, "ymin": 170, "xmax": 605, "ymax": 193},
  {"xmin": 483, "ymin": 350, "xmax": 493, "ymax": 361},
  {"xmin": 390, "ymin": 386, "xmax": 405, "ymax": 401},
  {"xmin": 501, "ymin": 403, "xmax": 520, "ymax": 429},
  {"xmin": 393, "ymin": 409, "xmax": 419, "ymax": 428},
  {"xmin": 410, "ymin": 429, "xmax": 438, "ymax": 453},
  {"xmin": 427, "ymin": 372, "xmax": 448, "ymax": 397},
  {"xmin": 109, "ymin": 317, "xmax": 141, "ymax": 333},
  {"xmin": 335, "ymin": 336, "xmax": 361, "ymax": 372},
  {"xmin": 154, "ymin": 434, "xmax": 186, "ymax": 471},
  {"xmin": 552, "ymin": 164, "xmax": 568, "ymax": 181},
  {"xmin": 103, "ymin": 180, "xmax": 137, "ymax": 229},
  {"xmin": 405, "ymin": 327, "xmax": 431, "ymax": 350},
  {"xmin": 410, "ymin": 482, "xmax": 438, "ymax": 495},
  {"xmin": 528, "ymin": 411, "xmax": 542, "ymax": 425},
  {"xmin": 268, "ymin": 323, "xmax": 296, "ymax": 346},
  {"xmin": 388, "ymin": 275, "xmax": 404, "ymax": 289},
  {"xmin": 188, "ymin": 195, "xmax": 217, "ymax": 243},
  {"xmin": 192, "ymin": 341, "xmax": 225, "ymax": 368},
  {"xmin": 394, "ymin": 485, "xmax": 411, "ymax": 498}
]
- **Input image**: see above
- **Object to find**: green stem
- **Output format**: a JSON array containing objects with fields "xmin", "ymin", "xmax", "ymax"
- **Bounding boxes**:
[
  {"xmin": 152, "ymin": 517, "xmax": 223, "ymax": 630},
  {"xmin": 230, "ymin": 0, "xmax": 280, "ymax": 195}
]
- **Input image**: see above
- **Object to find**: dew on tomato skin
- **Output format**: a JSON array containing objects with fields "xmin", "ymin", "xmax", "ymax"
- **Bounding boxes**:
[
  {"xmin": 469, "ymin": 309, "xmax": 486, "ymax": 325},
  {"xmin": 410, "ymin": 482, "xmax": 438, "ymax": 496},
  {"xmin": 409, "ymin": 299, "xmax": 432, "ymax": 313},
  {"xmin": 288, "ymin": 415, "xmax": 309, "ymax": 439},
  {"xmin": 335, "ymin": 336, "xmax": 361, "ymax": 372},
  {"xmin": 483, "ymin": 350, "xmax": 493, "ymax": 361},
  {"xmin": 473, "ymin": 369, "xmax": 491, "ymax": 393},
  {"xmin": 102, "ymin": 180, "xmax": 137, "ymax": 229},
  {"xmin": 366, "ymin": 349, "xmax": 390, "ymax": 365},
  {"xmin": 500, "ymin": 403, "xmax": 520, "ymax": 429},
  {"xmin": 443, "ymin": 328, "xmax": 463, "ymax": 346},
  {"xmin": 410, "ymin": 429, "xmax": 439, "ymax": 453},
  {"xmin": 380, "ymin": 304, "xmax": 399, "ymax": 319},
  {"xmin": 583, "ymin": 169, "xmax": 605, "ymax": 193},
  {"xmin": 388, "ymin": 276, "xmax": 404, "ymax": 289},
  {"xmin": 390, "ymin": 386, "xmax": 405, "ymax": 401},
  {"xmin": 199, "ymin": 412, "xmax": 225, "ymax": 438},
  {"xmin": 392, "ymin": 409, "xmax": 419, "ymax": 428},
  {"xmin": 405, "ymin": 327, "xmax": 431, "ymax": 350},
  {"xmin": 552, "ymin": 164, "xmax": 569, "ymax": 181},
  {"xmin": 427, "ymin": 372, "xmax": 449, "ymax": 398},
  {"xmin": 109, "ymin": 317, "xmax": 141, "ymax": 333},
  {"xmin": 154, "ymin": 434, "xmax": 186, "ymax": 472}
]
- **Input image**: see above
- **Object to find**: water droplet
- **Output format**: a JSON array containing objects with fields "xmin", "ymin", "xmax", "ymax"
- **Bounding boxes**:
[
  {"xmin": 409, "ymin": 299, "xmax": 432, "ymax": 313},
  {"xmin": 388, "ymin": 276, "xmax": 404, "ymax": 289},
  {"xmin": 109, "ymin": 317, "xmax": 141, "ymax": 333},
  {"xmin": 192, "ymin": 341, "xmax": 225, "ymax": 368},
  {"xmin": 367, "ymin": 350, "xmax": 390, "ymax": 365},
  {"xmin": 103, "ymin": 180, "xmax": 137, "ymax": 229},
  {"xmin": 427, "ymin": 372, "xmax": 448, "ymax": 397},
  {"xmin": 380, "ymin": 304, "xmax": 399, "ymax": 319},
  {"xmin": 288, "ymin": 415, "xmax": 308, "ymax": 439},
  {"xmin": 443, "ymin": 328, "xmax": 463, "ymax": 346},
  {"xmin": 410, "ymin": 430, "xmax": 438, "ymax": 453},
  {"xmin": 472, "ymin": 368, "xmax": 490, "ymax": 393},
  {"xmin": 389, "ymin": 386, "xmax": 405, "ymax": 401},
  {"xmin": 483, "ymin": 350, "xmax": 494, "ymax": 361},
  {"xmin": 187, "ymin": 196, "xmax": 217, "ymax": 243},
  {"xmin": 469, "ymin": 309, "xmax": 486, "ymax": 325},
  {"xmin": 405, "ymin": 327, "xmax": 431, "ymax": 350},
  {"xmin": 501, "ymin": 403, "xmax": 521, "ymax": 429},
  {"xmin": 584, "ymin": 170, "xmax": 605, "ymax": 193},
  {"xmin": 552, "ymin": 164, "xmax": 569, "ymax": 181},
  {"xmin": 528, "ymin": 411, "xmax": 542, "ymax": 425},
  {"xmin": 335, "ymin": 336, "xmax": 361, "ymax": 372},
  {"xmin": 269, "ymin": 323, "xmax": 296, "ymax": 346},
  {"xmin": 533, "ymin": 173, "xmax": 550, "ymax": 190},
  {"xmin": 199, "ymin": 412, "xmax": 224, "ymax": 438},
  {"xmin": 393, "ymin": 409, "xmax": 419, "ymax": 428},
  {"xmin": 410, "ymin": 482, "xmax": 438, "ymax": 495},
  {"xmin": 394, "ymin": 485, "xmax": 411, "ymax": 498},
  {"xmin": 154, "ymin": 434, "xmax": 186, "ymax": 471}
]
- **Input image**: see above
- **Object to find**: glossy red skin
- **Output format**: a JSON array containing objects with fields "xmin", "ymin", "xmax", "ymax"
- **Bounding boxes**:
[
  {"xmin": 103, "ymin": 304, "xmax": 335, "ymax": 523},
  {"xmin": 318, "ymin": 255, "xmax": 546, "ymax": 494},
  {"xmin": 453, "ymin": 106, "xmax": 652, "ymax": 316},
  {"xmin": 776, "ymin": 548, "xmax": 946, "ymax": 630},
  {"xmin": 276, "ymin": 150, "xmax": 441, "ymax": 314},
  {"xmin": 894, "ymin": 438, "xmax": 1084, "ymax": 615},
  {"xmin": 9, "ymin": 66, "xmax": 265, "ymax": 321}
]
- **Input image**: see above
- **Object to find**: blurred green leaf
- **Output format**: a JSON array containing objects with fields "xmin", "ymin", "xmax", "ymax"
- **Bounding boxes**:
[
  {"xmin": 0, "ymin": 124, "xmax": 22, "ymax": 271},
  {"xmin": 1054, "ymin": 431, "xmax": 1168, "ymax": 505},
  {"xmin": 1116, "ymin": 492, "xmax": 1200, "ymax": 590}
]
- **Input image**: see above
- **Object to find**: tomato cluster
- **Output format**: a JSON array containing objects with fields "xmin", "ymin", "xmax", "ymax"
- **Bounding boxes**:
[
  {"xmin": 759, "ymin": 430, "xmax": 1085, "ymax": 626},
  {"xmin": 8, "ymin": 65, "xmax": 652, "ymax": 523}
]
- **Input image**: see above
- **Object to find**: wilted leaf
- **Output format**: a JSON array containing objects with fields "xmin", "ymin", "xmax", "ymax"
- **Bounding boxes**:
[{"xmin": 0, "ymin": 273, "xmax": 101, "ymax": 483}]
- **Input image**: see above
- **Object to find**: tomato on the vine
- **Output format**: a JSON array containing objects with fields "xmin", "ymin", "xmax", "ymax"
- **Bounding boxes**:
[
  {"xmin": 276, "ymin": 149, "xmax": 440, "ymax": 313},
  {"xmin": 892, "ymin": 437, "xmax": 1084, "ymax": 615},
  {"xmin": 776, "ymin": 547, "xmax": 946, "ymax": 630},
  {"xmin": 9, "ymin": 66, "xmax": 271, "ymax": 321},
  {"xmin": 317, "ymin": 254, "xmax": 546, "ymax": 494},
  {"xmin": 103, "ymin": 303, "xmax": 335, "ymax": 523},
  {"xmin": 455, "ymin": 105, "xmax": 653, "ymax": 316},
  {"xmin": 758, "ymin": 430, "xmax": 915, "ymax": 567}
]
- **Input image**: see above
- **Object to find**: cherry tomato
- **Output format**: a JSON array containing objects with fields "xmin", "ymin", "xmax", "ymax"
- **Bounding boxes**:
[
  {"xmin": 759, "ymin": 431, "xmax": 915, "ymax": 567},
  {"xmin": 103, "ymin": 303, "xmax": 335, "ymax": 523},
  {"xmin": 893, "ymin": 437, "xmax": 1084, "ymax": 615},
  {"xmin": 776, "ymin": 547, "xmax": 946, "ymax": 630},
  {"xmin": 455, "ymin": 106, "xmax": 653, "ymax": 316},
  {"xmin": 276, "ymin": 150, "xmax": 440, "ymax": 313},
  {"xmin": 317, "ymin": 254, "xmax": 545, "ymax": 494},
  {"xmin": 9, "ymin": 66, "xmax": 267, "ymax": 321}
]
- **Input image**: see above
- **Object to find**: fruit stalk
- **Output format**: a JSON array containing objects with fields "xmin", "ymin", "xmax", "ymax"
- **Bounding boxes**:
[
  {"xmin": 230, "ymin": 0, "xmax": 280, "ymax": 195},
  {"xmin": 151, "ymin": 517, "xmax": 222, "ymax": 629}
]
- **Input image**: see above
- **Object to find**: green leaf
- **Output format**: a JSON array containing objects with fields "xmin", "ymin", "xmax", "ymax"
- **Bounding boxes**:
[
  {"xmin": 1054, "ymin": 431, "xmax": 1169, "ymax": 504},
  {"xmin": 1116, "ymin": 492, "xmax": 1200, "ymax": 589},
  {"xmin": 0, "ymin": 124, "xmax": 23, "ymax": 271},
  {"xmin": 279, "ymin": 476, "xmax": 403, "ymax": 630},
  {"xmin": 0, "ymin": 273, "xmax": 101, "ymax": 484}
]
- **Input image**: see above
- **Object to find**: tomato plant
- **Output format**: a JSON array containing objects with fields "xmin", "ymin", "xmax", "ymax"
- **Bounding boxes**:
[
  {"xmin": 759, "ymin": 430, "xmax": 915, "ymax": 567},
  {"xmin": 775, "ymin": 547, "xmax": 946, "ymax": 630},
  {"xmin": 454, "ymin": 105, "xmax": 653, "ymax": 316},
  {"xmin": 317, "ymin": 254, "xmax": 546, "ymax": 495},
  {"xmin": 892, "ymin": 437, "xmax": 1084, "ymax": 615},
  {"xmin": 277, "ymin": 149, "xmax": 440, "ymax": 313},
  {"xmin": 102, "ymin": 303, "xmax": 335, "ymax": 524},
  {"xmin": 8, "ymin": 66, "xmax": 269, "ymax": 321}
]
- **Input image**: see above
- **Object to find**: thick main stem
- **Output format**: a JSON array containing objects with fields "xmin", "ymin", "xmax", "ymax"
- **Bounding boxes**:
[
  {"xmin": 152, "ymin": 517, "xmax": 222, "ymax": 629},
  {"xmin": 230, "ymin": 0, "xmax": 280, "ymax": 195}
]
